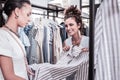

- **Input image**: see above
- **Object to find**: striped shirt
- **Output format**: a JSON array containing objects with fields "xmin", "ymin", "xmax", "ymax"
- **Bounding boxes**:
[
  {"xmin": 31, "ymin": 36, "xmax": 89, "ymax": 80},
  {"xmin": 94, "ymin": 0, "xmax": 120, "ymax": 80}
]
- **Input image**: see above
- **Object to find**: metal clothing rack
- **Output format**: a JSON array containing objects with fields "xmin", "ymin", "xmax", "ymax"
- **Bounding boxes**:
[
  {"xmin": 32, "ymin": 12, "xmax": 64, "ymax": 19},
  {"xmin": 32, "ymin": 4, "xmax": 64, "ymax": 21},
  {"xmin": 89, "ymin": 0, "xmax": 95, "ymax": 80},
  {"xmin": 1, "ymin": 0, "xmax": 65, "ymax": 21}
]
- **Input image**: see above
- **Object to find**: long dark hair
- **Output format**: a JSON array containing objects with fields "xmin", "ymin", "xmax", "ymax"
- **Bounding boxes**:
[
  {"xmin": 64, "ymin": 5, "xmax": 84, "ymax": 35},
  {"xmin": 0, "ymin": 0, "xmax": 31, "ymax": 27}
]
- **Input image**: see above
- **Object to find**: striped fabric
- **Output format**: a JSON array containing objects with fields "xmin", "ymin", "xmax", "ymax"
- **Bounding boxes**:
[
  {"xmin": 30, "ymin": 42, "xmax": 89, "ymax": 80},
  {"xmin": 94, "ymin": 0, "xmax": 120, "ymax": 80}
]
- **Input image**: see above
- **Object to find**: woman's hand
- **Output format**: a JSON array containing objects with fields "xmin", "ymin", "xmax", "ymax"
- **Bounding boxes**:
[
  {"xmin": 63, "ymin": 45, "xmax": 70, "ymax": 51},
  {"xmin": 62, "ymin": 40, "xmax": 70, "ymax": 51},
  {"xmin": 81, "ymin": 48, "xmax": 89, "ymax": 53},
  {"xmin": 27, "ymin": 67, "xmax": 35, "ymax": 76}
]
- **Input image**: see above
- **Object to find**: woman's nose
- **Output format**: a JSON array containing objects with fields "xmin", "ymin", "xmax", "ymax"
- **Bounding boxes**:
[{"xmin": 66, "ymin": 26, "xmax": 71, "ymax": 30}]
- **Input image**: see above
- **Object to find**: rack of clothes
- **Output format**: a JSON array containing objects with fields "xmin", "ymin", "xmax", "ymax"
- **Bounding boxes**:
[
  {"xmin": 18, "ymin": 4, "xmax": 66, "ymax": 64},
  {"xmin": 21, "ymin": 18, "xmax": 63, "ymax": 64}
]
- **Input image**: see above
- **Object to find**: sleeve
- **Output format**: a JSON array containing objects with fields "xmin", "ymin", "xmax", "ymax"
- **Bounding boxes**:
[
  {"xmin": 33, "ymin": 63, "xmax": 78, "ymax": 80},
  {"xmin": 0, "ymin": 31, "xmax": 13, "ymax": 57},
  {"xmin": 94, "ymin": 6, "xmax": 103, "ymax": 69}
]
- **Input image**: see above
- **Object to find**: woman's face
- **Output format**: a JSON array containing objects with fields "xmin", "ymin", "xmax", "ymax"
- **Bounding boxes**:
[
  {"xmin": 17, "ymin": 3, "xmax": 32, "ymax": 27},
  {"xmin": 65, "ymin": 17, "xmax": 80, "ymax": 36}
]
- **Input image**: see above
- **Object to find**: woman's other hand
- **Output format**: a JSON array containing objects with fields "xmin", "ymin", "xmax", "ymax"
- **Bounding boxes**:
[
  {"xmin": 63, "ymin": 45, "xmax": 70, "ymax": 51},
  {"xmin": 81, "ymin": 48, "xmax": 89, "ymax": 53}
]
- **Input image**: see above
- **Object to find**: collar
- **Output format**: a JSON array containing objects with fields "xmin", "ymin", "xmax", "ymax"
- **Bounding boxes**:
[{"xmin": 67, "ymin": 45, "xmax": 83, "ymax": 58}]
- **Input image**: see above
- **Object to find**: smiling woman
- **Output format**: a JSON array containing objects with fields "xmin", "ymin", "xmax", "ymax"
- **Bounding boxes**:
[
  {"xmin": 63, "ymin": 5, "xmax": 87, "ymax": 50},
  {"xmin": 62, "ymin": 5, "xmax": 89, "ymax": 80},
  {"xmin": 0, "ymin": 0, "xmax": 32, "ymax": 80}
]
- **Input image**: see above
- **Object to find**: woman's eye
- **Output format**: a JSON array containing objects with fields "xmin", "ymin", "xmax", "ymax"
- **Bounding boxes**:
[
  {"xmin": 69, "ymin": 24, "xmax": 74, "ymax": 26},
  {"xmin": 27, "ymin": 13, "xmax": 31, "ymax": 17},
  {"xmin": 27, "ymin": 14, "xmax": 30, "ymax": 17},
  {"xmin": 65, "ymin": 25, "xmax": 68, "ymax": 27}
]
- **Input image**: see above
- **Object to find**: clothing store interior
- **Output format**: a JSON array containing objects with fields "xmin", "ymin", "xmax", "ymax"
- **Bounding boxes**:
[{"xmin": 0, "ymin": 0, "xmax": 120, "ymax": 80}]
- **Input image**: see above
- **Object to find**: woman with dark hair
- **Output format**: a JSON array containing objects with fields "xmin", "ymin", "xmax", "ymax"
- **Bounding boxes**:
[
  {"xmin": 62, "ymin": 5, "xmax": 89, "ymax": 80},
  {"xmin": 0, "ymin": 0, "xmax": 32, "ymax": 80},
  {"xmin": 63, "ymin": 5, "xmax": 89, "ymax": 53}
]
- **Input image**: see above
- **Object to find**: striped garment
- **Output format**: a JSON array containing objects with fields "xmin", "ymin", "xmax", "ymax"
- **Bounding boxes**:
[
  {"xmin": 94, "ymin": 0, "xmax": 120, "ymax": 80},
  {"xmin": 30, "ymin": 36, "xmax": 89, "ymax": 80}
]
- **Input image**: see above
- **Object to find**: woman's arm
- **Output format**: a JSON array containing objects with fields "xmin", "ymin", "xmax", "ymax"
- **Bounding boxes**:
[{"xmin": 0, "ymin": 55, "xmax": 26, "ymax": 80}]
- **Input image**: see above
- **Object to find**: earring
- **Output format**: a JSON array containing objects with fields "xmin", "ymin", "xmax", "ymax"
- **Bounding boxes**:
[{"xmin": 15, "ymin": 15, "xmax": 19, "ymax": 19}]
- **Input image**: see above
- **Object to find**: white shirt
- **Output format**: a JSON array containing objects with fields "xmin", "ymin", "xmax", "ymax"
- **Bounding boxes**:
[{"xmin": 0, "ymin": 28, "xmax": 28, "ymax": 80}]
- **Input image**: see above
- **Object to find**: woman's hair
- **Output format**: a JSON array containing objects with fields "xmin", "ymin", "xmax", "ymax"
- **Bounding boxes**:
[
  {"xmin": 64, "ymin": 5, "xmax": 84, "ymax": 35},
  {"xmin": 0, "ymin": 0, "xmax": 31, "ymax": 27}
]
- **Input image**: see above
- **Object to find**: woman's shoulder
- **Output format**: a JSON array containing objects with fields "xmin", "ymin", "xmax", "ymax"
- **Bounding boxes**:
[
  {"xmin": 64, "ymin": 37, "xmax": 72, "ymax": 46},
  {"xmin": 82, "ymin": 35, "xmax": 89, "ymax": 41},
  {"xmin": 0, "ymin": 28, "xmax": 8, "ymax": 33},
  {"xmin": 0, "ymin": 28, "xmax": 7, "ymax": 36},
  {"xmin": 0, "ymin": 28, "xmax": 8, "ymax": 34},
  {"xmin": 0, "ymin": 28, "xmax": 11, "ymax": 41},
  {"xmin": 81, "ymin": 35, "xmax": 89, "ymax": 47}
]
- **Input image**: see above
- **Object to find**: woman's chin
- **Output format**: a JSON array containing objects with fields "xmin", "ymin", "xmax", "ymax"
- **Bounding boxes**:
[{"xmin": 68, "ymin": 34, "xmax": 73, "ymax": 36}]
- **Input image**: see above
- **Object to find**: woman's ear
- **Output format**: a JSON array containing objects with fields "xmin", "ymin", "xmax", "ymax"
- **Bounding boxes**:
[{"xmin": 14, "ymin": 8, "xmax": 19, "ymax": 19}]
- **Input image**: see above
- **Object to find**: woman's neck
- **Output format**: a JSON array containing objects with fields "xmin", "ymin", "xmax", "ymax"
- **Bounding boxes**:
[
  {"xmin": 5, "ymin": 19, "xmax": 18, "ymax": 33},
  {"xmin": 72, "ymin": 32, "xmax": 82, "ymax": 46}
]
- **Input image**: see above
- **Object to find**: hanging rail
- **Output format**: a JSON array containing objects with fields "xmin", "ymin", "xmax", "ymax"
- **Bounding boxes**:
[{"xmin": 89, "ymin": 0, "xmax": 95, "ymax": 80}]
